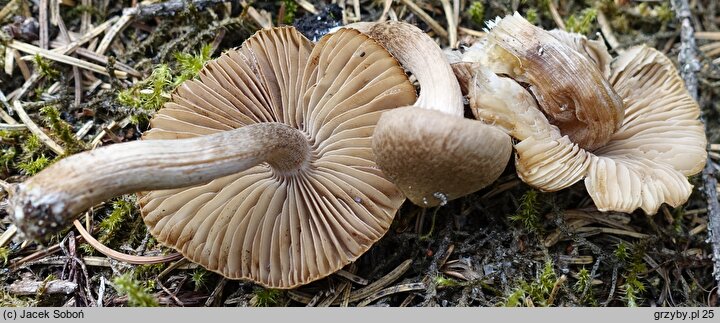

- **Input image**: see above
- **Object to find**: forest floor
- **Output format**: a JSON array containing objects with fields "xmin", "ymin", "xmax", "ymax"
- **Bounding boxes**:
[{"xmin": 0, "ymin": 0, "xmax": 719, "ymax": 307}]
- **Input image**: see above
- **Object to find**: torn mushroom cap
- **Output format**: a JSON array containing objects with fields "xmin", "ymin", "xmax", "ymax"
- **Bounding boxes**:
[
  {"xmin": 9, "ymin": 27, "xmax": 416, "ymax": 288},
  {"xmin": 475, "ymin": 13, "xmax": 624, "ymax": 151},
  {"xmin": 461, "ymin": 18, "xmax": 706, "ymax": 214},
  {"xmin": 347, "ymin": 21, "xmax": 513, "ymax": 207}
]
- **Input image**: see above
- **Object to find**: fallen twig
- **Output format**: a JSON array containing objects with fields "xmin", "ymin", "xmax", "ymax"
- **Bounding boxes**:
[
  {"xmin": 671, "ymin": 0, "xmax": 720, "ymax": 296},
  {"xmin": 8, "ymin": 279, "xmax": 77, "ymax": 296}
]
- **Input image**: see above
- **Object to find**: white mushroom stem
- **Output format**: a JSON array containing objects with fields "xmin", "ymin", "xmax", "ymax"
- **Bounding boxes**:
[
  {"xmin": 8, "ymin": 122, "xmax": 311, "ymax": 240},
  {"xmin": 347, "ymin": 22, "xmax": 463, "ymax": 116}
]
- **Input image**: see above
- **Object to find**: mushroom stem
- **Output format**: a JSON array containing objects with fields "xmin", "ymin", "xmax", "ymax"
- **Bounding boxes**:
[
  {"xmin": 347, "ymin": 22, "xmax": 463, "ymax": 116},
  {"xmin": 8, "ymin": 122, "xmax": 311, "ymax": 241}
]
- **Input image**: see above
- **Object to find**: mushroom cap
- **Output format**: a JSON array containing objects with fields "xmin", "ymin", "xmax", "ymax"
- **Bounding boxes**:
[
  {"xmin": 584, "ymin": 46, "xmax": 707, "ymax": 213},
  {"xmin": 372, "ymin": 107, "xmax": 512, "ymax": 206},
  {"xmin": 137, "ymin": 27, "xmax": 416, "ymax": 288}
]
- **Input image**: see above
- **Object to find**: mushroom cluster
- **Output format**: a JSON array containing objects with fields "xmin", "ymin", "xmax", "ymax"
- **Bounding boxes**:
[
  {"xmin": 4, "ymin": 15, "xmax": 708, "ymax": 290},
  {"xmin": 8, "ymin": 27, "xmax": 416, "ymax": 288},
  {"xmin": 453, "ymin": 13, "xmax": 707, "ymax": 214}
]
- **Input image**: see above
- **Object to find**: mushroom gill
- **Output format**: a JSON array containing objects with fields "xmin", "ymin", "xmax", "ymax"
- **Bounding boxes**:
[
  {"xmin": 457, "ymin": 14, "xmax": 707, "ymax": 215},
  {"xmin": 7, "ymin": 27, "xmax": 417, "ymax": 288}
]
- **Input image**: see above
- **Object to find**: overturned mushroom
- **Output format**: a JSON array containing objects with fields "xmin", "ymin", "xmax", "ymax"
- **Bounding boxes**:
[
  {"xmin": 8, "ymin": 27, "xmax": 417, "ymax": 288},
  {"xmin": 457, "ymin": 13, "xmax": 707, "ymax": 214},
  {"xmin": 348, "ymin": 21, "xmax": 513, "ymax": 207}
]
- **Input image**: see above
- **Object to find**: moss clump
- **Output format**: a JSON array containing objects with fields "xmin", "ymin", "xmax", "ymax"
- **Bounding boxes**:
[
  {"xmin": 468, "ymin": 1, "xmax": 485, "ymax": 26},
  {"xmin": 509, "ymin": 189, "xmax": 541, "ymax": 233},
  {"xmin": 98, "ymin": 198, "xmax": 136, "ymax": 244},
  {"xmin": 250, "ymin": 288, "xmax": 284, "ymax": 307},
  {"xmin": 112, "ymin": 273, "xmax": 158, "ymax": 307},
  {"xmin": 0, "ymin": 146, "xmax": 17, "ymax": 172},
  {"xmin": 435, "ymin": 275, "xmax": 461, "ymax": 288},
  {"xmin": 173, "ymin": 43, "xmax": 213, "ymax": 86},
  {"xmin": 191, "ymin": 268, "xmax": 208, "ymax": 291},
  {"xmin": 504, "ymin": 260, "xmax": 558, "ymax": 306},
  {"xmin": 574, "ymin": 267, "xmax": 597, "ymax": 305},
  {"xmin": 17, "ymin": 154, "xmax": 52, "ymax": 175},
  {"xmin": 118, "ymin": 44, "xmax": 213, "ymax": 124},
  {"xmin": 40, "ymin": 105, "xmax": 86, "ymax": 154},
  {"xmin": 14, "ymin": 134, "xmax": 55, "ymax": 175},
  {"xmin": 117, "ymin": 64, "xmax": 173, "ymax": 116},
  {"xmin": 525, "ymin": 8, "xmax": 539, "ymax": 25},
  {"xmin": 280, "ymin": 0, "xmax": 298, "ymax": 24},
  {"xmin": 565, "ymin": 8, "xmax": 597, "ymax": 34},
  {"xmin": 615, "ymin": 242, "xmax": 647, "ymax": 307},
  {"xmin": 32, "ymin": 54, "xmax": 60, "ymax": 80}
]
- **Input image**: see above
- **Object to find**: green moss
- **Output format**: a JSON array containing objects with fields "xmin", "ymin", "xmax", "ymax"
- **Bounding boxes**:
[
  {"xmin": 525, "ymin": 8, "xmax": 539, "ymax": 25},
  {"xmin": 117, "ymin": 64, "xmax": 173, "ymax": 115},
  {"xmin": 40, "ymin": 105, "xmax": 86, "ymax": 154},
  {"xmin": 468, "ymin": 1, "xmax": 485, "ymax": 25},
  {"xmin": 118, "ymin": 45, "xmax": 214, "ymax": 124},
  {"xmin": 13, "ymin": 134, "xmax": 54, "ymax": 175},
  {"xmin": 280, "ymin": 0, "xmax": 298, "ymax": 24},
  {"xmin": 191, "ymin": 268, "xmax": 208, "ymax": 291},
  {"xmin": 32, "ymin": 54, "xmax": 60, "ymax": 79},
  {"xmin": 0, "ymin": 247, "xmax": 9, "ymax": 266},
  {"xmin": 78, "ymin": 243, "xmax": 95, "ymax": 255},
  {"xmin": 655, "ymin": 3, "xmax": 674, "ymax": 22},
  {"xmin": 614, "ymin": 242, "xmax": 630, "ymax": 262},
  {"xmin": 0, "ymin": 146, "xmax": 16, "ymax": 171},
  {"xmin": 574, "ymin": 267, "xmax": 597, "ymax": 305},
  {"xmin": 17, "ymin": 154, "xmax": 52, "ymax": 175},
  {"xmin": 503, "ymin": 260, "xmax": 558, "ymax": 306},
  {"xmin": 134, "ymin": 263, "xmax": 166, "ymax": 281},
  {"xmin": 20, "ymin": 133, "xmax": 43, "ymax": 156},
  {"xmin": 173, "ymin": 44, "xmax": 213, "ymax": 86},
  {"xmin": 616, "ymin": 243, "xmax": 648, "ymax": 307},
  {"xmin": 509, "ymin": 189, "xmax": 540, "ymax": 233},
  {"xmin": 0, "ymin": 289, "xmax": 37, "ymax": 307},
  {"xmin": 435, "ymin": 275, "xmax": 461, "ymax": 288},
  {"xmin": 505, "ymin": 287, "xmax": 525, "ymax": 307},
  {"xmin": 250, "ymin": 288, "xmax": 283, "ymax": 307},
  {"xmin": 565, "ymin": 8, "xmax": 597, "ymax": 34},
  {"xmin": 112, "ymin": 273, "xmax": 158, "ymax": 307},
  {"xmin": 98, "ymin": 198, "xmax": 135, "ymax": 244}
]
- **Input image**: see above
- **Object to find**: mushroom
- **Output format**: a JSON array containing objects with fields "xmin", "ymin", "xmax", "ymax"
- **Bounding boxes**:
[
  {"xmin": 456, "ymin": 13, "xmax": 707, "ymax": 214},
  {"xmin": 8, "ymin": 27, "xmax": 417, "ymax": 288},
  {"xmin": 346, "ymin": 21, "xmax": 513, "ymax": 207}
]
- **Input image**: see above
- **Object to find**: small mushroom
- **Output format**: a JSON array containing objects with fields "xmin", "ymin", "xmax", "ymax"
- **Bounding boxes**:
[
  {"xmin": 347, "ymin": 21, "xmax": 513, "ymax": 207},
  {"xmin": 8, "ymin": 27, "xmax": 417, "ymax": 288},
  {"xmin": 457, "ymin": 14, "xmax": 707, "ymax": 214}
]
